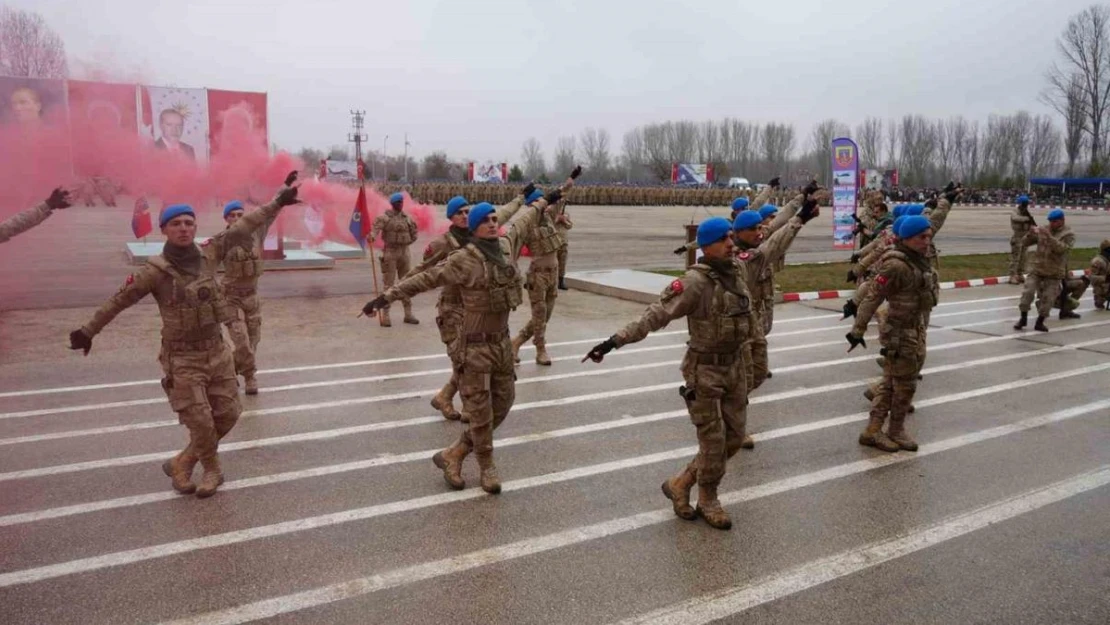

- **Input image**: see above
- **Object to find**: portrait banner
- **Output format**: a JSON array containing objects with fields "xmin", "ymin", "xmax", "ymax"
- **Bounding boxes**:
[
  {"xmin": 67, "ymin": 80, "xmax": 139, "ymax": 177},
  {"xmin": 141, "ymin": 86, "xmax": 210, "ymax": 164},
  {"xmin": 207, "ymin": 89, "xmax": 268, "ymax": 157}
]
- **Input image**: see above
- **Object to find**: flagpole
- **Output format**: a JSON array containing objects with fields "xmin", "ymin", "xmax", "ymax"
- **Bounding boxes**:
[{"xmin": 363, "ymin": 182, "xmax": 384, "ymax": 324}]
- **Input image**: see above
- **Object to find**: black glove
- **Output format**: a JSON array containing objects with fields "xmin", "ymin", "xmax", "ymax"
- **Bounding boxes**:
[
  {"xmin": 845, "ymin": 332, "xmax": 867, "ymax": 352},
  {"xmin": 849, "ymin": 253, "xmax": 861, "ymax": 264},
  {"xmin": 673, "ymin": 244, "xmax": 689, "ymax": 255},
  {"xmin": 799, "ymin": 199, "xmax": 819, "ymax": 223},
  {"xmin": 852, "ymin": 214, "xmax": 863, "ymax": 224},
  {"xmin": 46, "ymin": 187, "xmax": 71, "ymax": 210},
  {"xmin": 846, "ymin": 270, "xmax": 858, "ymax": 283},
  {"xmin": 570, "ymin": 165, "xmax": 583, "ymax": 179},
  {"xmin": 841, "ymin": 300, "xmax": 858, "ymax": 319},
  {"xmin": 943, "ymin": 181, "xmax": 960, "ymax": 203},
  {"xmin": 544, "ymin": 189, "xmax": 563, "ymax": 205},
  {"xmin": 361, "ymin": 295, "xmax": 388, "ymax": 317},
  {"xmin": 69, "ymin": 329, "xmax": 92, "ymax": 355},
  {"xmin": 802, "ymin": 179, "xmax": 820, "ymax": 196},
  {"xmin": 521, "ymin": 182, "xmax": 536, "ymax": 198},
  {"xmin": 284, "ymin": 170, "xmax": 298, "ymax": 187},
  {"xmin": 582, "ymin": 337, "xmax": 618, "ymax": 363},
  {"xmin": 1082, "ymin": 275, "xmax": 1091, "ymax": 287},
  {"xmin": 768, "ymin": 176, "xmax": 781, "ymax": 189},
  {"xmin": 924, "ymin": 198, "xmax": 938, "ymax": 210},
  {"xmin": 276, "ymin": 186, "xmax": 299, "ymax": 207}
]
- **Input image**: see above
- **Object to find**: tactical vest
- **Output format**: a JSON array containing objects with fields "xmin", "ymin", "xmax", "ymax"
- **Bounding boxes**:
[
  {"xmin": 685, "ymin": 265, "xmax": 752, "ymax": 353},
  {"xmin": 881, "ymin": 249, "xmax": 938, "ymax": 327},
  {"xmin": 527, "ymin": 213, "xmax": 562, "ymax": 256},
  {"xmin": 148, "ymin": 257, "xmax": 233, "ymax": 341},
  {"xmin": 737, "ymin": 247, "xmax": 774, "ymax": 303},
  {"xmin": 383, "ymin": 213, "xmax": 416, "ymax": 246},
  {"xmin": 459, "ymin": 245, "xmax": 523, "ymax": 314},
  {"xmin": 438, "ymin": 235, "xmax": 465, "ymax": 307},
  {"xmin": 223, "ymin": 240, "xmax": 264, "ymax": 280}
]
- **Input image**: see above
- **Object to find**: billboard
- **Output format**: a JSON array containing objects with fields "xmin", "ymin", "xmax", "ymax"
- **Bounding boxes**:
[
  {"xmin": 141, "ymin": 86, "xmax": 210, "ymax": 165},
  {"xmin": 324, "ymin": 159, "xmax": 360, "ymax": 180},
  {"xmin": 207, "ymin": 89, "xmax": 268, "ymax": 157},
  {"xmin": 671, "ymin": 163, "xmax": 715, "ymax": 185},
  {"xmin": 862, "ymin": 168, "xmax": 899, "ymax": 192},
  {"xmin": 830, "ymin": 137, "xmax": 859, "ymax": 250},
  {"xmin": 468, "ymin": 162, "xmax": 508, "ymax": 183},
  {"xmin": 67, "ymin": 80, "xmax": 141, "ymax": 177}
]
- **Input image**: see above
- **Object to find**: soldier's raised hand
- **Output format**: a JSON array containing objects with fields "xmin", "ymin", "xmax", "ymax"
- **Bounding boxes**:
[
  {"xmin": 521, "ymin": 182, "xmax": 536, "ymax": 198},
  {"xmin": 582, "ymin": 337, "xmax": 617, "ymax": 363},
  {"xmin": 69, "ymin": 329, "xmax": 92, "ymax": 355},
  {"xmin": 276, "ymin": 185, "xmax": 300, "ymax": 207},
  {"xmin": 284, "ymin": 170, "xmax": 299, "ymax": 187},
  {"xmin": 46, "ymin": 187, "xmax": 72, "ymax": 210},
  {"xmin": 768, "ymin": 176, "xmax": 781, "ymax": 189},
  {"xmin": 570, "ymin": 165, "xmax": 583, "ymax": 179},
  {"xmin": 545, "ymin": 189, "xmax": 563, "ymax": 205},
  {"xmin": 803, "ymin": 179, "xmax": 820, "ymax": 197}
]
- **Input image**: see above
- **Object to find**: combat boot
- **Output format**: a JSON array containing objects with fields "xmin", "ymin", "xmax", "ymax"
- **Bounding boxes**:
[
  {"xmin": 534, "ymin": 341, "xmax": 552, "ymax": 366},
  {"xmin": 859, "ymin": 417, "xmax": 900, "ymax": 452},
  {"xmin": 1007, "ymin": 275, "xmax": 1020, "ymax": 285},
  {"xmin": 1060, "ymin": 309, "xmax": 1081, "ymax": 320},
  {"xmin": 476, "ymin": 454, "xmax": 502, "ymax": 494},
  {"xmin": 863, "ymin": 386, "xmax": 876, "ymax": 402},
  {"xmin": 162, "ymin": 452, "xmax": 197, "ymax": 495},
  {"xmin": 558, "ymin": 278, "xmax": 568, "ymax": 291},
  {"xmin": 661, "ymin": 465, "xmax": 697, "ymax": 520},
  {"xmin": 1013, "ymin": 311, "xmax": 1028, "ymax": 330},
  {"xmin": 244, "ymin": 375, "xmax": 259, "ymax": 396},
  {"xmin": 765, "ymin": 370, "xmax": 773, "ymax": 379},
  {"xmin": 694, "ymin": 485, "xmax": 732, "ymax": 530},
  {"xmin": 511, "ymin": 335, "xmax": 524, "ymax": 364},
  {"xmin": 1034, "ymin": 315, "xmax": 1049, "ymax": 332},
  {"xmin": 432, "ymin": 442, "xmax": 469, "ymax": 490},
  {"xmin": 739, "ymin": 434, "xmax": 755, "ymax": 449},
  {"xmin": 403, "ymin": 305, "xmax": 419, "ymax": 325},
  {"xmin": 380, "ymin": 308, "xmax": 392, "ymax": 328},
  {"xmin": 430, "ymin": 390, "xmax": 461, "ymax": 421},
  {"xmin": 195, "ymin": 456, "xmax": 225, "ymax": 498},
  {"xmin": 887, "ymin": 418, "xmax": 918, "ymax": 451}
]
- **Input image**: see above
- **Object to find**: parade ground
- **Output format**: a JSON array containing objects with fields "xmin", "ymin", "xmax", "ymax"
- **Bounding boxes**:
[{"xmin": 1, "ymin": 283, "xmax": 1107, "ymax": 624}]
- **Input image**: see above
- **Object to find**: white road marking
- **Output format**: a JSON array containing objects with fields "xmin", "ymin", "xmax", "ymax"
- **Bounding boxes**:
[
  {"xmin": 146, "ymin": 400, "xmax": 1108, "ymax": 625},
  {"xmin": 612, "ymin": 465, "xmax": 1110, "ymax": 625}
]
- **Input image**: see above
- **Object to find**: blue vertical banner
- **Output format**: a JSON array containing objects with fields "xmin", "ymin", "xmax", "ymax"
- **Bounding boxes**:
[{"xmin": 830, "ymin": 137, "xmax": 859, "ymax": 250}]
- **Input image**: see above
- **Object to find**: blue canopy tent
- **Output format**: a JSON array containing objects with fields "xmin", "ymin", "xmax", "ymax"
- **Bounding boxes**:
[{"xmin": 1029, "ymin": 177, "xmax": 1110, "ymax": 195}]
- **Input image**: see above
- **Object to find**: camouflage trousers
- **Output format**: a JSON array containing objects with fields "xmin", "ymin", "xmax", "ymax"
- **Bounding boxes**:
[
  {"xmin": 680, "ymin": 350, "xmax": 749, "ymax": 488},
  {"xmin": 1056, "ymin": 276, "xmax": 1088, "ymax": 313},
  {"xmin": 1096, "ymin": 281, "xmax": 1109, "ymax": 309},
  {"xmin": 380, "ymin": 245, "xmax": 413, "ymax": 315},
  {"xmin": 159, "ymin": 342, "xmax": 241, "ymax": 464},
  {"xmin": 224, "ymin": 289, "xmax": 261, "ymax": 378},
  {"xmin": 557, "ymin": 245, "xmax": 568, "ymax": 279},
  {"xmin": 1008, "ymin": 234, "xmax": 1027, "ymax": 277},
  {"xmin": 516, "ymin": 264, "xmax": 559, "ymax": 348},
  {"xmin": 1019, "ymin": 273, "xmax": 1063, "ymax": 317},
  {"xmin": 870, "ymin": 325, "xmax": 922, "ymax": 427},
  {"xmin": 435, "ymin": 301, "xmax": 464, "ymax": 407},
  {"xmin": 454, "ymin": 334, "xmax": 516, "ymax": 458},
  {"xmin": 742, "ymin": 304, "xmax": 771, "ymax": 392}
]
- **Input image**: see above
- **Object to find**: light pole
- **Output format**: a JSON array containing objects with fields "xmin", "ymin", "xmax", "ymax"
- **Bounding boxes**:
[
  {"xmin": 383, "ymin": 135, "xmax": 389, "ymax": 181},
  {"xmin": 403, "ymin": 133, "xmax": 411, "ymax": 182}
]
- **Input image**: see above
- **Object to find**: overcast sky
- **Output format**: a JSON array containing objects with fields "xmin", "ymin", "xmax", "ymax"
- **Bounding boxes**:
[{"xmin": 11, "ymin": 0, "xmax": 1093, "ymax": 163}]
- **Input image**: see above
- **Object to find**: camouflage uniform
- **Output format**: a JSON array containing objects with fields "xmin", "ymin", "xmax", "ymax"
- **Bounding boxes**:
[
  {"xmin": 1056, "ymin": 274, "xmax": 1089, "ymax": 316},
  {"xmin": 1090, "ymin": 242, "xmax": 1110, "ymax": 309},
  {"xmin": 0, "ymin": 202, "xmax": 54, "ymax": 244},
  {"xmin": 1008, "ymin": 206, "xmax": 1035, "ymax": 281},
  {"xmin": 371, "ymin": 209, "xmax": 420, "ymax": 325},
  {"xmin": 851, "ymin": 242, "xmax": 939, "ymax": 452},
  {"xmin": 381, "ymin": 196, "xmax": 549, "ymax": 493},
  {"xmin": 79, "ymin": 195, "xmax": 288, "ymax": 496},
  {"xmin": 513, "ymin": 197, "xmax": 568, "ymax": 365},
  {"xmin": 609, "ymin": 260, "xmax": 753, "ymax": 529},
  {"xmin": 1019, "ymin": 224, "xmax": 1075, "ymax": 319},
  {"xmin": 219, "ymin": 205, "xmax": 280, "ymax": 392}
]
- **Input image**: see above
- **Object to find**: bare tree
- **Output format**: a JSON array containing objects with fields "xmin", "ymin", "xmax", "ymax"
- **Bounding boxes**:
[
  {"xmin": 554, "ymin": 135, "xmax": 578, "ymax": 179},
  {"xmin": 297, "ymin": 147, "xmax": 325, "ymax": 171},
  {"xmin": 520, "ymin": 137, "xmax": 546, "ymax": 180},
  {"xmin": 1026, "ymin": 114, "xmax": 1062, "ymax": 178},
  {"xmin": 422, "ymin": 152, "xmax": 451, "ymax": 180},
  {"xmin": 666, "ymin": 120, "xmax": 699, "ymax": 163},
  {"xmin": 856, "ymin": 117, "xmax": 885, "ymax": 168},
  {"xmin": 1044, "ymin": 5, "xmax": 1110, "ymax": 171},
  {"xmin": 697, "ymin": 120, "xmax": 721, "ymax": 165},
  {"xmin": 579, "ymin": 127, "xmax": 611, "ymax": 179},
  {"xmin": 730, "ymin": 120, "xmax": 758, "ymax": 177},
  {"xmin": 642, "ymin": 123, "xmax": 671, "ymax": 182},
  {"xmin": 808, "ymin": 119, "xmax": 849, "ymax": 186},
  {"xmin": 621, "ymin": 128, "xmax": 646, "ymax": 182},
  {"xmin": 0, "ymin": 6, "xmax": 68, "ymax": 78},
  {"xmin": 1054, "ymin": 74, "xmax": 1089, "ymax": 175},
  {"xmin": 898, "ymin": 115, "xmax": 937, "ymax": 186},
  {"xmin": 760, "ymin": 123, "xmax": 796, "ymax": 180},
  {"xmin": 885, "ymin": 118, "xmax": 900, "ymax": 170},
  {"xmin": 934, "ymin": 119, "xmax": 958, "ymax": 183}
]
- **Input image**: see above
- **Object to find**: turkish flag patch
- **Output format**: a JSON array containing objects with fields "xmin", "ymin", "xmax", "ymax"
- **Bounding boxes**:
[
  {"xmin": 875, "ymin": 275, "xmax": 889, "ymax": 290},
  {"xmin": 738, "ymin": 251, "xmax": 752, "ymax": 261},
  {"xmin": 669, "ymin": 279, "xmax": 684, "ymax": 294},
  {"xmin": 124, "ymin": 274, "xmax": 135, "ymax": 286},
  {"xmin": 423, "ymin": 244, "xmax": 435, "ymax": 259}
]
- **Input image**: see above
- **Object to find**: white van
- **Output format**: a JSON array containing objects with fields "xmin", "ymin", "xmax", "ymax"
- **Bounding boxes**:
[{"xmin": 727, "ymin": 177, "xmax": 751, "ymax": 189}]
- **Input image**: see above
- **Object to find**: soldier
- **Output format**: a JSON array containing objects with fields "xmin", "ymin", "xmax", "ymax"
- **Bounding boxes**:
[
  {"xmin": 68, "ymin": 175, "xmax": 300, "ymax": 497},
  {"xmin": 1014, "ymin": 209, "xmax": 1075, "ymax": 332},
  {"xmin": 0, "ymin": 188, "xmax": 71, "ymax": 244},
  {"xmin": 1009, "ymin": 195, "xmax": 1035, "ymax": 284},
  {"xmin": 512, "ymin": 167, "xmax": 581, "ymax": 365},
  {"xmin": 583, "ymin": 217, "xmax": 753, "ymax": 530},
  {"xmin": 219, "ymin": 199, "xmax": 280, "ymax": 395},
  {"xmin": 555, "ymin": 197, "xmax": 573, "ymax": 291},
  {"xmin": 361, "ymin": 184, "xmax": 568, "ymax": 494},
  {"xmin": 370, "ymin": 192, "xmax": 420, "ymax": 327},
  {"xmin": 1090, "ymin": 239, "xmax": 1110, "ymax": 310},
  {"xmin": 1056, "ymin": 274, "xmax": 1089, "ymax": 319},
  {"xmin": 845, "ymin": 215, "xmax": 938, "ymax": 453}
]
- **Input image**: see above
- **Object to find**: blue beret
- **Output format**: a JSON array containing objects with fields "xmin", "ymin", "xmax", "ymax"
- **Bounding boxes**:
[
  {"xmin": 759, "ymin": 204, "xmax": 779, "ymax": 219},
  {"xmin": 468, "ymin": 202, "xmax": 496, "ymax": 232},
  {"xmin": 906, "ymin": 204, "xmax": 924, "ymax": 216},
  {"xmin": 891, "ymin": 204, "xmax": 907, "ymax": 219},
  {"xmin": 389, "ymin": 192, "xmax": 404, "ymax": 204},
  {"xmin": 159, "ymin": 204, "xmax": 195, "ymax": 228},
  {"xmin": 696, "ymin": 217, "xmax": 733, "ymax": 247},
  {"xmin": 892, "ymin": 215, "xmax": 906, "ymax": 235},
  {"xmin": 730, "ymin": 197, "xmax": 749, "ymax": 212},
  {"xmin": 525, "ymin": 189, "xmax": 544, "ymax": 205},
  {"xmin": 1017, "ymin": 195, "xmax": 1029, "ymax": 204},
  {"xmin": 1048, "ymin": 208, "xmax": 1065, "ymax": 221},
  {"xmin": 897, "ymin": 215, "xmax": 932, "ymax": 239},
  {"xmin": 732, "ymin": 209, "xmax": 763, "ymax": 232},
  {"xmin": 223, "ymin": 200, "xmax": 243, "ymax": 218},
  {"xmin": 446, "ymin": 196, "xmax": 469, "ymax": 218}
]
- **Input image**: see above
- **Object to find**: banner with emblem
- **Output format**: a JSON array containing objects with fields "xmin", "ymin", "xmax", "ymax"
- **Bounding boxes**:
[
  {"xmin": 830, "ymin": 137, "xmax": 859, "ymax": 250},
  {"xmin": 140, "ymin": 86, "xmax": 211, "ymax": 165}
]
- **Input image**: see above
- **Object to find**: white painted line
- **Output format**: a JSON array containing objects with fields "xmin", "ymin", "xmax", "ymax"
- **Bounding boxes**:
[
  {"xmin": 147, "ymin": 400, "xmax": 1110, "ymax": 625},
  {"xmin": 613, "ymin": 465, "xmax": 1110, "ymax": 625},
  {"xmin": 0, "ymin": 294, "xmax": 1022, "ymax": 400}
]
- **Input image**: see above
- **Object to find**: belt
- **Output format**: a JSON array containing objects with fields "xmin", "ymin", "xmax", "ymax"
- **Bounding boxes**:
[
  {"xmin": 529, "ymin": 264, "xmax": 559, "ymax": 273},
  {"xmin": 689, "ymin": 351, "xmax": 739, "ymax": 366},
  {"xmin": 223, "ymin": 285, "xmax": 257, "ymax": 296},
  {"xmin": 465, "ymin": 331, "xmax": 508, "ymax": 344},
  {"xmin": 162, "ymin": 337, "xmax": 224, "ymax": 352}
]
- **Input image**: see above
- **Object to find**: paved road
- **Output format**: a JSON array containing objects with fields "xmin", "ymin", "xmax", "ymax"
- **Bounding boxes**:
[
  {"xmin": 4, "ymin": 200, "xmax": 1109, "ymax": 310},
  {"xmin": 0, "ymin": 285, "xmax": 1107, "ymax": 624}
]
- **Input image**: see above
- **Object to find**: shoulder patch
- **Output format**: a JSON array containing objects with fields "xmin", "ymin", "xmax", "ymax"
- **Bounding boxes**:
[
  {"xmin": 200, "ymin": 239, "xmax": 212, "ymax": 247},
  {"xmin": 125, "ymin": 274, "xmax": 135, "ymax": 286},
  {"xmin": 737, "ymin": 251, "xmax": 752, "ymax": 261},
  {"xmin": 423, "ymin": 244, "xmax": 435, "ymax": 259},
  {"xmin": 875, "ymin": 274, "xmax": 889, "ymax": 288},
  {"xmin": 670, "ymin": 279, "xmax": 684, "ymax": 294}
]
